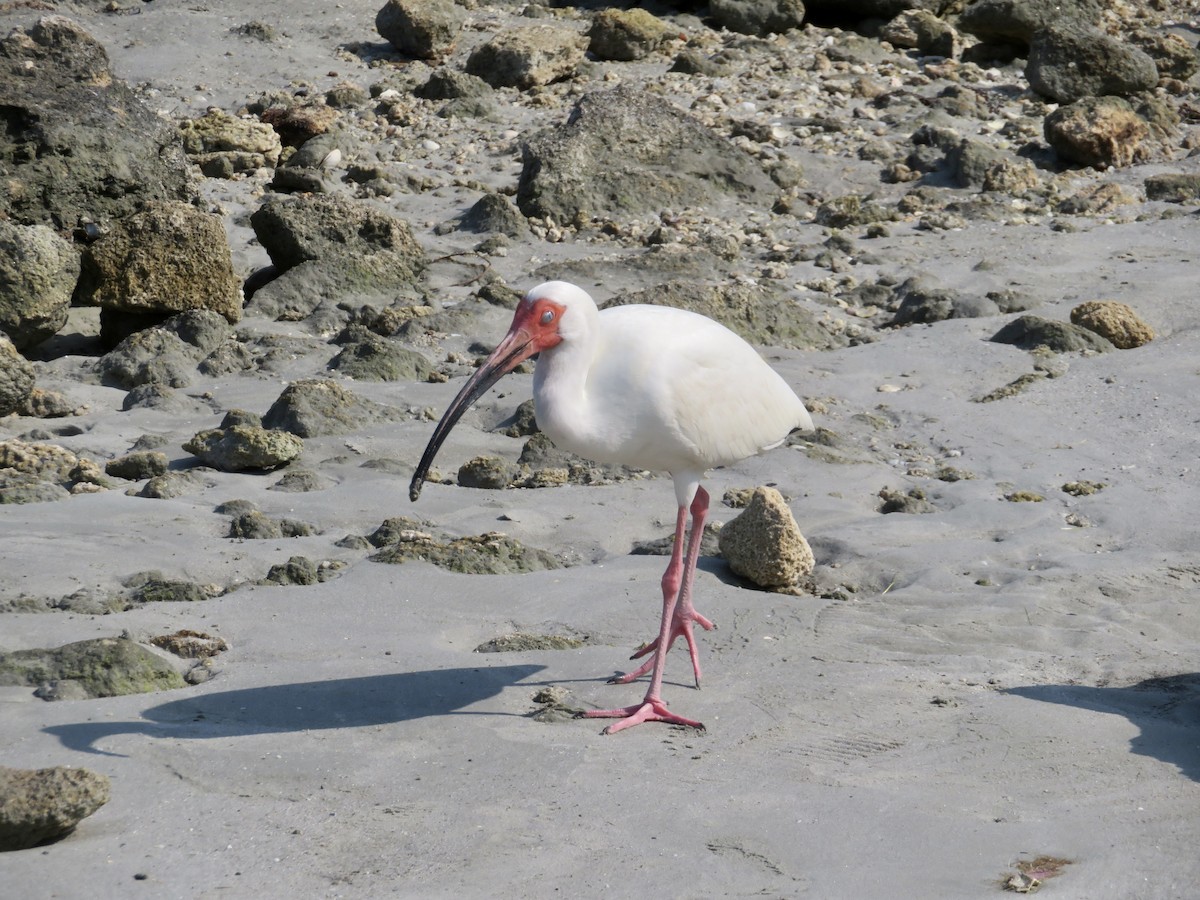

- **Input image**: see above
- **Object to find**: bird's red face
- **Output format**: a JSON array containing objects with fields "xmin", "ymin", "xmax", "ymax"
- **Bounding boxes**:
[{"xmin": 409, "ymin": 292, "xmax": 565, "ymax": 501}]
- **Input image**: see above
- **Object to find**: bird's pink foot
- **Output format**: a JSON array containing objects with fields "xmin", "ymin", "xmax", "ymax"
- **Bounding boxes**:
[
  {"xmin": 608, "ymin": 605, "xmax": 715, "ymax": 687},
  {"xmin": 579, "ymin": 698, "xmax": 705, "ymax": 735}
]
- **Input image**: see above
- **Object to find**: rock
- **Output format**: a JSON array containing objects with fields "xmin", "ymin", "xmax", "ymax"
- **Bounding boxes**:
[
  {"xmin": 98, "ymin": 309, "xmax": 233, "ymax": 386},
  {"xmin": 0, "ymin": 637, "xmax": 186, "ymax": 699},
  {"xmin": 269, "ymin": 468, "xmax": 333, "ymax": 492},
  {"xmin": 474, "ymin": 633, "xmax": 585, "ymax": 652},
  {"xmin": 717, "ymin": 487, "xmax": 814, "ymax": 590},
  {"xmin": 454, "ymin": 192, "xmax": 531, "ymax": 238},
  {"xmin": 457, "ymin": 456, "xmax": 516, "ymax": 490},
  {"xmin": 889, "ymin": 275, "xmax": 1028, "ymax": 325},
  {"xmin": 74, "ymin": 201, "xmax": 242, "ymax": 327},
  {"xmin": 375, "ymin": 0, "xmax": 464, "ymax": 59},
  {"xmin": 878, "ymin": 486, "xmax": 935, "ymax": 513},
  {"xmin": 1056, "ymin": 182, "xmax": 1139, "ymax": 215},
  {"xmin": 1130, "ymin": 31, "xmax": 1199, "ymax": 81},
  {"xmin": 708, "ymin": 0, "xmax": 806, "ymax": 37},
  {"xmin": 328, "ymin": 327, "xmax": 436, "ymax": 381},
  {"xmin": 0, "ymin": 334, "xmax": 35, "ymax": 416},
  {"xmin": 183, "ymin": 424, "xmax": 303, "ymax": 471},
  {"xmin": 587, "ymin": 9, "xmax": 674, "ymax": 61},
  {"xmin": 947, "ymin": 139, "xmax": 1039, "ymax": 192},
  {"xmin": 465, "ymin": 25, "xmax": 585, "ymax": 90},
  {"xmin": 880, "ymin": 9, "xmax": 960, "ymax": 57},
  {"xmin": 133, "ymin": 471, "xmax": 205, "ymax": 500},
  {"xmin": 495, "ymin": 398, "xmax": 539, "ymax": 438},
  {"xmin": 0, "ymin": 16, "xmax": 194, "ymax": 229},
  {"xmin": 603, "ymin": 280, "xmax": 835, "ymax": 350},
  {"xmin": 228, "ymin": 510, "xmax": 284, "ymax": 539},
  {"xmin": 1044, "ymin": 97, "xmax": 1149, "ymax": 169},
  {"xmin": 1144, "ymin": 173, "xmax": 1200, "ymax": 203},
  {"xmin": 249, "ymin": 194, "xmax": 425, "ymax": 292},
  {"xmin": 0, "ymin": 766, "xmax": 111, "ymax": 851},
  {"xmin": 1069, "ymin": 301, "xmax": 1154, "ymax": 349},
  {"xmin": 1027, "ymin": 24, "xmax": 1158, "ymax": 103},
  {"xmin": 958, "ymin": 0, "xmax": 1102, "ymax": 48},
  {"xmin": 415, "ymin": 68, "xmax": 494, "ymax": 103},
  {"xmin": 990, "ymin": 315, "xmax": 1114, "ymax": 353},
  {"xmin": 259, "ymin": 102, "xmax": 339, "ymax": 148},
  {"xmin": 262, "ymin": 556, "xmax": 322, "ymax": 585},
  {"xmin": 19, "ymin": 388, "xmax": 77, "ymax": 419},
  {"xmin": 518, "ymin": 85, "xmax": 775, "ymax": 223},
  {"xmin": 149, "ymin": 629, "xmax": 229, "ymax": 658},
  {"xmin": 178, "ymin": 108, "xmax": 283, "ymax": 177},
  {"xmin": 262, "ymin": 378, "xmax": 405, "ymax": 437},
  {"xmin": 126, "ymin": 577, "xmax": 209, "ymax": 604},
  {"xmin": 0, "ymin": 222, "xmax": 78, "ymax": 351},
  {"xmin": 369, "ymin": 530, "xmax": 562, "ymax": 574}
]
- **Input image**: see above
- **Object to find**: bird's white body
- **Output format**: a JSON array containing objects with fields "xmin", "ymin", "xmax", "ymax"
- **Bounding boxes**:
[
  {"xmin": 531, "ymin": 287, "xmax": 812, "ymax": 505},
  {"xmin": 410, "ymin": 280, "xmax": 812, "ymax": 733}
]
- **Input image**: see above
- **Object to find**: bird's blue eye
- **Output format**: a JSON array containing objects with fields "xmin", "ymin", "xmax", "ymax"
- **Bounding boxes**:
[{"xmin": 540, "ymin": 309, "xmax": 555, "ymax": 325}]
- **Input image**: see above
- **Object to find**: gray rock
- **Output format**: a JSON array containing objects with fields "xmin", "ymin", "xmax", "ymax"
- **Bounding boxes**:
[
  {"xmin": 269, "ymin": 468, "xmax": 333, "ymax": 492},
  {"xmin": 708, "ymin": 0, "xmax": 805, "ymax": 37},
  {"xmin": 415, "ymin": 69, "xmax": 494, "ymax": 102},
  {"xmin": 958, "ymin": 0, "xmax": 1102, "ymax": 48},
  {"xmin": 717, "ymin": 487, "xmax": 814, "ymax": 590},
  {"xmin": 98, "ymin": 329, "xmax": 199, "ymax": 389},
  {"xmin": 1044, "ymin": 96, "xmax": 1149, "ymax": 169},
  {"xmin": 74, "ymin": 201, "xmax": 242, "ymax": 327},
  {"xmin": 0, "ymin": 222, "xmax": 78, "ymax": 350},
  {"xmin": 105, "ymin": 451, "xmax": 169, "ymax": 481},
  {"xmin": 465, "ymin": 25, "xmax": 587, "ymax": 90},
  {"xmin": 1130, "ymin": 31, "xmax": 1199, "ymax": 81},
  {"xmin": 587, "ymin": 9, "xmax": 674, "ymax": 61},
  {"xmin": 890, "ymin": 277, "xmax": 1000, "ymax": 325},
  {"xmin": 375, "ymin": 0, "xmax": 465, "ymax": 60},
  {"xmin": 369, "ymin": 530, "xmax": 562, "ymax": 574},
  {"xmin": 183, "ymin": 424, "xmax": 304, "ymax": 471},
  {"xmin": 1144, "ymin": 173, "xmax": 1200, "ymax": 203},
  {"xmin": 455, "ymin": 193, "xmax": 531, "ymax": 238},
  {"xmin": 457, "ymin": 456, "xmax": 516, "ymax": 490},
  {"xmin": 0, "ymin": 765, "xmax": 111, "ymax": 850},
  {"xmin": 129, "ymin": 578, "xmax": 211, "ymax": 603},
  {"xmin": 262, "ymin": 555, "xmax": 321, "ymax": 585},
  {"xmin": 179, "ymin": 107, "xmax": 282, "ymax": 177},
  {"xmin": 880, "ymin": 9, "xmax": 960, "ymax": 57},
  {"xmin": 262, "ymin": 378, "xmax": 406, "ymax": 437},
  {"xmin": 0, "ymin": 17, "xmax": 195, "ymax": 229},
  {"xmin": 990, "ymin": 315, "xmax": 1114, "ymax": 353},
  {"xmin": 0, "ymin": 636, "xmax": 186, "ymax": 699},
  {"xmin": 249, "ymin": 194, "xmax": 426, "ymax": 294},
  {"xmin": 0, "ymin": 333, "xmax": 35, "ymax": 416},
  {"xmin": 328, "ymin": 327, "xmax": 435, "ymax": 381},
  {"xmin": 516, "ymin": 86, "xmax": 775, "ymax": 224},
  {"xmin": 1027, "ymin": 24, "xmax": 1158, "ymax": 102}
]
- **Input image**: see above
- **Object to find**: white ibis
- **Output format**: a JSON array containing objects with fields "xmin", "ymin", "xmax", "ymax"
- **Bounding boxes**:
[{"xmin": 410, "ymin": 281, "xmax": 812, "ymax": 733}]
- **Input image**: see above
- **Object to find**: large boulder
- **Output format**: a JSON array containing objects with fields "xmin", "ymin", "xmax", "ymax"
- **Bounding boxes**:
[
  {"xmin": 0, "ymin": 222, "xmax": 78, "ymax": 350},
  {"xmin": 375, "ymin": 0, "xmax": 464, "ymax": 59},
  {"xmin": 958, "ymin": 0, "xmax": 1102, "ymax": 48},
  {"xmin": 1027, "ymin": 24, "xmax": 1158, "ymax": 102},
  {"xmin": 74, "ymin": 201, "xmax": 243, "ymax": 338},
  {"xmin": 0, "ymin": 16, "xmax": 194, "ymax": 229},
  {"xmin": 0, "ymin": 766, "xmax": 111, "ymax": 851},
  {"xmin": 1044, "ymin": 96, "xmax": 1150, "ymax": 169},
  {"xmin": 0, "ymin": 334, "xmax": 35, "ymax": 416},
  {"xmin": 516, "ymin": 86, "xmax": 776, "ymax": 224},
  {"xmin": 708, "ymin": 0, "xmax": 806, "ymax": 37},
  {"xmin": 464, "ymin": 25, "xmax": 586, "ymax": 90}
]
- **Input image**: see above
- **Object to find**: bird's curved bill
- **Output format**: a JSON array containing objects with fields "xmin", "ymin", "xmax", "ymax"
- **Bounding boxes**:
[{"xmin": 409, "ymin": 327, "xmax": 535, "ymax": 501}]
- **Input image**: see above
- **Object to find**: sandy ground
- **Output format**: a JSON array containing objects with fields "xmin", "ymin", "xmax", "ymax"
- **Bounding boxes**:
[{"xmin": 2, "ymin": 1, "xmax": 1200, "ymax": 897}]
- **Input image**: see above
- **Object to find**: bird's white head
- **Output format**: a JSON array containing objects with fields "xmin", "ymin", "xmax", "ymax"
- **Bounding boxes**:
[
  {"xmin": 408, "ymin": 280, "xmax": 597, "ymax": 501},
  {"xmin": 516, "ymin": 280, "xmax": 597, "ymax": 349}
]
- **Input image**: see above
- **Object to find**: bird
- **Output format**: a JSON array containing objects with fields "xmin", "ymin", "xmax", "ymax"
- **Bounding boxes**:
[{"xmin": 410, "ymin": 281, "xmax": 812, "ymax": 734}]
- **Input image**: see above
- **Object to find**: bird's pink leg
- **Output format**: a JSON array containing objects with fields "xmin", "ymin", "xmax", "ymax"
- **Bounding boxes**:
[
  {"xmin": 583, "ymin": 488, "xmax": 712, "ymax": 733},
  {"xmin": 610, "ymin": 486, "xmax": 715, "ymax": 688}
]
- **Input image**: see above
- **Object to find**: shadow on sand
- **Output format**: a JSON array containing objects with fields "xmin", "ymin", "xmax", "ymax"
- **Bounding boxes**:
[
  {"xmin": 1006, "ymin": 673, "xmax": 1200, "ymax": 782},
  {"xmin": 44, "ymin": 664, "xmax": 546, "ymax": 756}
]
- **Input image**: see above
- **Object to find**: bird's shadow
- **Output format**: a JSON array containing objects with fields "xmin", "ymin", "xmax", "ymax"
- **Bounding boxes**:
[
  {"xmin": 44, "ymin": 664, "xmax": 545, "ymax": 756},
  {"xmin": 1005, "ymin": 673, "xmax": 1200, "ymax": 782}
]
